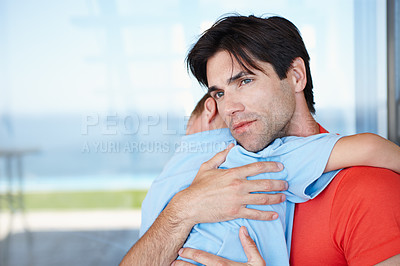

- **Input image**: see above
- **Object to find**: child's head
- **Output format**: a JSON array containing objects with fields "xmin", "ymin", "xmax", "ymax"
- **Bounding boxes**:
[{"xmin": 186, "ymin": 93, "xmax": 227, "ymax": 135}]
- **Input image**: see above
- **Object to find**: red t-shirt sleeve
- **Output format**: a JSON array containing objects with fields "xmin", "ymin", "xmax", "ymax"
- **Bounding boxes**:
[{"xmin": 330, "ymin": 167, "xmax": 400, "ymax": 266}]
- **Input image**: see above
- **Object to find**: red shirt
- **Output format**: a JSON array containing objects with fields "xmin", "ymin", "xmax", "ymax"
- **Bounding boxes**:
[{"xmin": 290, "ymin": 127, "xmax": 400, "ymax": 265}]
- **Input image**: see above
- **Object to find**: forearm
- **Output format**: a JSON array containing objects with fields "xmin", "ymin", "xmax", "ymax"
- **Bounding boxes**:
[
  {"xmin": 326, "ymin": 133, "xmax": 400, "ymax": 173},
  {"xmin": 120, "ymin": 149, "xmax": 287, "ymax": 265},
  {"xmin": 369, "ymin": 134, "xmax": 400, "ymax": 173},
  {"xmin": 120, "ymin": 194, "xmax": 195, "ymax": 266}
]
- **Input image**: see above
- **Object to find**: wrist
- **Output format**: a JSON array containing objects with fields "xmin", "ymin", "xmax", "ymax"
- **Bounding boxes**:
[{"xmin": 166, "ymin": 189, "xmax": 197, "ymax": 229}]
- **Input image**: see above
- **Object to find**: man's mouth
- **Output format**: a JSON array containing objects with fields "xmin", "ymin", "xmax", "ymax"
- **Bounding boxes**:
[{"xmin": 231, "ymin": 120, "xmax": 256, "ymax": 134}]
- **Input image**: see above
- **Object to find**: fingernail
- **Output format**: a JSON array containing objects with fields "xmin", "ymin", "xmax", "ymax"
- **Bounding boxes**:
[
  {"xmin": 281, "ymin": 194, "xmax": 286, "ymax": 201},
  {"xmin": 178, "ymin": 248, "xmax": 183, "ymax": 255},
  {"xmin": 171, "ymin": 262, "xmax": 175, "ymax": 266},
  {"xmin": 277, "ymin": 162, "xmax": 283, "ymax": 170},
  {"xmin": 272, "ymin": 214, "xmax": 278, "ymax": 219},
  {"xmin": 285, "ymin": 181, "xmax": 289, "ymax": 190}
]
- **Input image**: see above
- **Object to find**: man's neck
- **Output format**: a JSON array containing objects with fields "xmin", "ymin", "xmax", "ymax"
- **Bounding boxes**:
[{"xmin": 285, "ymin": 111, "xmax": 320, "ymax": 137}]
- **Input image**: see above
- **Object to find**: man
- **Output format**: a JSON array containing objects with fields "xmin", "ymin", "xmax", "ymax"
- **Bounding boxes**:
[
  {"xmin": 139, "ymin": 93, "xmax": 234, "ymax": 237},
  {"xmin": 140, "ymin": 92, "xmax": 350, "ymax": 265},
  {"xmin": 122, "ymin": 15, "xmax": 400, "ymax": 265},
  {"xmin": 137, "ymin": 93, "xmax": 280, "ymax": 264},
  {"xmin": 121, "ymin": 93, "xmax": 283, "ymax": 266}
]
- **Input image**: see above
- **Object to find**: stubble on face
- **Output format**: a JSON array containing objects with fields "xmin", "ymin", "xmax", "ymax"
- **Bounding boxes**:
[
  {"xmin": 231, "ymin": 79, "xmax": 295, "ymax": 152},
  {"xmin": 206, "ymin": 50, "xmax": 297, "ymax": 152}
]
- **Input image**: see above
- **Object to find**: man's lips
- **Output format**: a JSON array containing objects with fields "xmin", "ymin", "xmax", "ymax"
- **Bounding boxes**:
[{"xmin": 231, "ymin": 120, "xmax": 256, "ymax": 133}]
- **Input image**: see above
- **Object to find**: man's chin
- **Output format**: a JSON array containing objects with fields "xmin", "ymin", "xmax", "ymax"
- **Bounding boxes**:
[
  {"xmin": 231, "ymin": 129, "xmax": 270, "ymax": 152},
  {"xmin": 243, "ymin": 144, "xmax": 265, "ymax": 153},
  {"xmin": 236, "ymin": 138, "xmax": 266, "ymax": 153}
]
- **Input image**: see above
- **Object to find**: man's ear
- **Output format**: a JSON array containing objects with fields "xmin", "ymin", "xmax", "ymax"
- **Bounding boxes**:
[
  {"xmin": 290, "ymin": 57, "xmax": 307, "ymax": 93},
  {"xmin": 204, "ymin": 97, "xmax": 219, "ymax": 124}
]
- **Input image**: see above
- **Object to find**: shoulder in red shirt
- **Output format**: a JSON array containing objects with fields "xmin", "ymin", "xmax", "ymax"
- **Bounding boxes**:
[{"xmin": 290, "ymin": 127, "xmax": 400, "ymax": 266}]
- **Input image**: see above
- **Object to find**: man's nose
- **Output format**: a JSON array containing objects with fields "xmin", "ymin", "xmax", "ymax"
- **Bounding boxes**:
[{"xmin": 223, "ymin": 92, "xmax": 245, "ymax": 117}]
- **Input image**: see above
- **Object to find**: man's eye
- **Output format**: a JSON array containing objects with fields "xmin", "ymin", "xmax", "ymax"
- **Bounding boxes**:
[
  {"xmin": 211, "ymin": 91, "xmax": 224, "ymax": 100},
  {"xmin": 241, "ymin": 78, "xmax": 252, "ymax": 85},
  {"xmin": 213, "ymin": 91, "xmax": 224, "ymax": 99}
]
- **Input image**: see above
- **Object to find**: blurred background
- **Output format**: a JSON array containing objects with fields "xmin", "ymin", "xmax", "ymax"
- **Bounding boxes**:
[{"xmin": 0, "ymin": 0, "xmax": 399, "ymax": 265}]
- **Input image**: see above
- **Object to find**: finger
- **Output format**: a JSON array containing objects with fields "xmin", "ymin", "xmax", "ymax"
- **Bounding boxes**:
[
  {"xmin": 178, "ymin": 247, "xmax": 231, "ymax": 266},
  {"xmin": 234, "ymin": 161, "xmax": 283, "ymax": 179},
  {"xmin": 238, "ymin": 207, "xmax": 279, "ymax": 221},
  {"xmin": 243, "ymin": 192, "xmax": 286, "ymax": 206},
  {"xmin": 245, "ymin": 179, "xmax": 288, "ymax": 193},
  {"xmin": 239, "ymin": 226, "xmax": 265, "ymax": 264},
  {"xmin": 202, "ymin": 143, "xmax": 234, "ymax": 169}
]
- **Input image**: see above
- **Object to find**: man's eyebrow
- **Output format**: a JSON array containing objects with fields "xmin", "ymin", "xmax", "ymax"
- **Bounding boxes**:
[
  {"xmin": 208, "ymin": 86, "xmax": 219, "ymax": 94},
  {"xmin": 227, "ymin": 71, "xmax": 250, "ymax": 84},
  {"xmin": 207, "ymin": 71, "xmax": 252, "ymax": 93}
]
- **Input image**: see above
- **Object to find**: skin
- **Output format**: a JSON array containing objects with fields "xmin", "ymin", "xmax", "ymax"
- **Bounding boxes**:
[
  {"xmin": 208, "ymin": 52, "xmax": 296, "ymax": 152},
  {"xmin": 121, "ymin": 52, "xmax": 311, "ymax": 266},
  {"xmin": 175, "ymin": 51, "xmax": 400, "ymax": 265},
  {"xmin": 325, "ymin": 133, "xmax": 400, "ymax": 173},
  {"xmin": 207, "ymin": 50, "xmax": 317, "ymax": 152},
  {"xmin": 174, "ymin": 50, "xmax": 311, "ymax": 266},
  {"xmin": 122, "ymin": 52, "xmax": 400, "ymax": 265},
  {"xmin": 173, "ymin": 226, "xmax": 266, "ymax": 266},
  {"xmin": 186, "ymin": 97, "xmax": 227, "ymax": 135},
  {"xmin": 120, "ymin": 94, "xmax": 287, "ymax": 266}
]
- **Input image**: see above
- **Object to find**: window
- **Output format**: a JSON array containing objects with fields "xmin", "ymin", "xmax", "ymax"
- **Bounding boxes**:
[{"xmin": 0, "ymin": 1, "xmax": 393, "ymax": 265}]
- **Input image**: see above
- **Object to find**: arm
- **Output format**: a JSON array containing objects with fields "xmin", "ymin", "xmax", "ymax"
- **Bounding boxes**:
[
  {"xmin": 325, "ymin": 133, "xmax": 400, "ymax": 173},
  {"xmin": 120, "ymin": 145, "xmax": 287, "ymax": 265},
  {"xmin": 120, "ymin": 197, "xmax": 194, "ymax": 266},
  {"xmin": 376, "ymin": 254, "xmax": 400, "ymax": 266}
]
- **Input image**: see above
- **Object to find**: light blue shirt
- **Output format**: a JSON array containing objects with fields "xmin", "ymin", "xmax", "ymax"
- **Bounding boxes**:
[
  {"xmin": 140, "ymin": 128, "xmax": 342, "ymax": 265},
  {"xmin": 140, "ymin": 128, "xmax": 235, "ymax": 236}
]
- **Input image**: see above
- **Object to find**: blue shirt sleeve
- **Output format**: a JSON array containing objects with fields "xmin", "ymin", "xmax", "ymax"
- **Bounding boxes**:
[
  {"xmin": 220, "ymin": 133, "xmax": 343, "ymax": 203},
  {"xmin": 279, "ymin": 133, "xmax": 343, "ymax": 202},
  {"xmin": 178, "ymin": 133, "xmax": 343, "ymax": 265},
  {"xmin": 139, "ymin": 128, "xmax": 234, "ymax": 236}
]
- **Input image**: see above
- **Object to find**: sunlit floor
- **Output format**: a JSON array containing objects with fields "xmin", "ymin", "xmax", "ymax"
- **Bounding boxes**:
[{"xmin": 0, "ymin": 210, "xmax": 141, "ymax": 266}]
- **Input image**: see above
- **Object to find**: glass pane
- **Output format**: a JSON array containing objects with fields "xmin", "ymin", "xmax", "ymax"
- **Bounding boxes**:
[{"xmin": 0, "ymin": 0, "xmax": 387, "ymax": 265}]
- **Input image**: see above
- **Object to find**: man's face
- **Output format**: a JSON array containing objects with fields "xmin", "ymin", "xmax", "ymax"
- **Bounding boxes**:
[{"xmin": 207, "ymin": 50, "xmax": 296, "ymax": 152}]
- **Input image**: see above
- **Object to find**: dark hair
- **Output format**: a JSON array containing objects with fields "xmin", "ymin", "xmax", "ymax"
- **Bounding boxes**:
[
  {"xmin": 190, "ymin": 93, "xmax": 212, "ymax": 118},
  {"xmin": 186, "ymin": 15, "xmax": 315, "ymax": 114}
]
